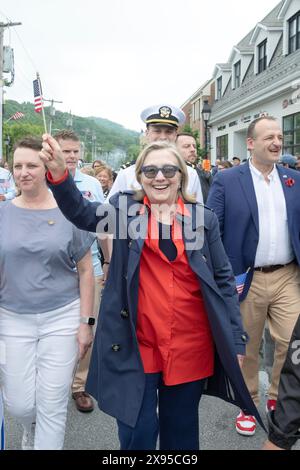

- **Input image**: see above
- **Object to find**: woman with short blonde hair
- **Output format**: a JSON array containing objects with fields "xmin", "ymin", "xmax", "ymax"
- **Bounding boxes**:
[{"xmin": 135, "ymin": 141, "xmax": 195, "ymax": 203}]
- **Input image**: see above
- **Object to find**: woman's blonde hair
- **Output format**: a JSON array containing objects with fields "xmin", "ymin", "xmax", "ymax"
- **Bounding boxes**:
[
  {"xmin": 95, "ymin": 165, "xmax": 113, "ymax": 181},
  {"xmin": 134, "ymin": 141, "xmax": 196, "ymax": 203}
]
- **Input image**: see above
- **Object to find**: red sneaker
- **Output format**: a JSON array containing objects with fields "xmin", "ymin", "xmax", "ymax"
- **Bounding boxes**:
[
  {"xmin": 266, "ymin": 399, "xmax": 277, "ymax": 412},
  {"xmin": 235, "ymin": 411, "xmax": 256, "ymax": 436}
]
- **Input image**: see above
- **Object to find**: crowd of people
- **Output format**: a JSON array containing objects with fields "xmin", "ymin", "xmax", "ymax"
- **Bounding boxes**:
[{"xmin": 0, "ymin": 104, "xmax": 300, "ymax": 451}]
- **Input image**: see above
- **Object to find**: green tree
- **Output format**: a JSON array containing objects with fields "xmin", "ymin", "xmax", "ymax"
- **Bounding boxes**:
[
  {"xmin": 127, "ymin": 144, "xmax": 140, "ymax": 160},
  {"xmin": 2, "ymin": 122, "xmax": 44, "ymax": 163}
]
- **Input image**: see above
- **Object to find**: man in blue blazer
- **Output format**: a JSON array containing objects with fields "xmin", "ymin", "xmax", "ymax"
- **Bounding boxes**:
[{"xmin": 207, "ymin": 116, "xmax": 300, "ymax": 437}]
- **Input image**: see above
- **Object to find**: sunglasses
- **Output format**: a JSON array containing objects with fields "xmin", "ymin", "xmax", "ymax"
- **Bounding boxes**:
[{"xmin": 141, "ymin": 165, "xmax": 181, "ymax": 179}]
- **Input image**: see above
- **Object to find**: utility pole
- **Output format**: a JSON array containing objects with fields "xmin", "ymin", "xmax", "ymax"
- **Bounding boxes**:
[
  {"xmin": 0, "ymin": 21, "xmax": 22, "ymax": 161},
  {"xmin": 43, "ymin": 98, "xmax": 63, "ymax": 135}
]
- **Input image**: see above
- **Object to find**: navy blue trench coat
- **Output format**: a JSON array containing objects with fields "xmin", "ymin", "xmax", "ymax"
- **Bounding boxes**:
[{"xmin": 49, "ymin": 174, "xmax": 264, "ymax": 430}]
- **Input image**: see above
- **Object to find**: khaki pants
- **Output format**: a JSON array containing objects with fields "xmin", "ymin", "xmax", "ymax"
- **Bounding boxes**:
[
  {"xmin": 240, "ymin": 262, "xmax": 300, "ymax": 406},
  {"xmin": 72, "ymin": 276, "xmax": 103, "ymax": 393}
]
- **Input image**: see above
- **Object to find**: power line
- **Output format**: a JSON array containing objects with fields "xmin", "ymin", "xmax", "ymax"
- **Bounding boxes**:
[
  {"xmin": 1, "ymin": 21, "xmax": 22, "ymax": 160},
  {"xmin": 11, "ymin": 27, "xmax": 37, "ymax": 72}
]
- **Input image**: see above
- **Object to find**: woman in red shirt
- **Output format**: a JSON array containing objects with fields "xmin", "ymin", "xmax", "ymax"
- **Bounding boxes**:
[{"xmin": 41, "ymin": 137, "xmax": 263, "ymax": 450}]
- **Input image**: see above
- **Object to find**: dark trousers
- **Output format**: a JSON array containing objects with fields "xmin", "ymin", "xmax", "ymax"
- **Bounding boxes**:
[{"xmin": 117, "ymin": 373, "xmax": 204, "ymax": 450}]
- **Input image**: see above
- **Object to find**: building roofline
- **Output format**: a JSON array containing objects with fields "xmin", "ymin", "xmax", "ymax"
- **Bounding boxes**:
[{"xmin": 180, "ymin": 78, "xmax": 214, "ymax": 108}]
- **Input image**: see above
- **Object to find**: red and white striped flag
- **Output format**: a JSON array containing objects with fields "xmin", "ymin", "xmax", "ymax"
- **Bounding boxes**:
[
  {"xmin": 33, "ymin": 78, "xmax": 43, "ymax": 113},
  {"xmin": 11, "ymin": 111, "xmax": 25, "ymax": 120}
]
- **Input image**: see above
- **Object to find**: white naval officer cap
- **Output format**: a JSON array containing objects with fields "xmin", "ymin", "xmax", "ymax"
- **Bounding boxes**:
[{"xmin": 140, "ymin": 104, "xmax": 186, "ymax": 129}]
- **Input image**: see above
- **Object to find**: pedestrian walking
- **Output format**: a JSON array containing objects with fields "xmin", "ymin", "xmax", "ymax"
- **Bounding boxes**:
[
  {"xmin": 0, "ymin": 137, "xmax": 95, "ymax": 449},
  {"xmin": 176, "ymin": 133, "xmax": 212, "ymax": 202},
  {"xmin": 0, "ymin": 165, "xmax": 16, "ymax": 202},
  {"xmin": 53, "ymin": 130, "xmax": 106, "ymax": 413},
  {"xmin": 108, "ymin": 104, "xmax": 203, "ymax": 203},
  {"xmin": 262, "ymin": 314, "xmax": 300, "ymax": 450},
  {"xmin": 40, "ymin": 135, "xmax": 263, "ymax": 451},
  {"xmin": 207, "ymin": 116, "xmax": 300, "ymax": 436}
]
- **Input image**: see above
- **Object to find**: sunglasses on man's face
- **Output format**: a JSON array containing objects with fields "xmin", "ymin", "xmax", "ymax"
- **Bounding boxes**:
[{"xmin": 141, "ymin": 165, "xmax": 181, "ymax": 179}]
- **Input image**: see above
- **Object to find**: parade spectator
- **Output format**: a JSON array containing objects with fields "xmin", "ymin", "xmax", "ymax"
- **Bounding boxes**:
[
  {"xmin": 262, "ymin": 314, "xmax": 300, "ymax": 450},
  {"xmin": 279, "ymin": 154, "xmax": 297, "ymax": 169},
  {"xmin": 232, "ymin": 157, "xmax": 241, "ymax": 166},
  {"xmin": 207, "ymin": 116, "xmax": 300, "ymax": 436},
  {"xmin": 95, "ymin": 166, "xmax": 114, "ymax": 199},
  {"xmin": 218, "ymin": 161, "xmax": 233, "ymax": 170},
  {"xmin": 0, "ymin": 163, "xmax": 16, "ymax": 202},
  {"xmin": 53, "ymin": 130, "xmax": 106, "ymax": 413},
  {"xmin": 108, "ymin": 104, "xmax": 203, "ymax": 203},
  {"xmin": 41, "ymin": 135, "xmax": 263, "ymax": 451},
  {"xmin": 92, "ymin": 159, "xmax": 106, "ymax": 171},
  {"xmin": 176, "ymin": 133, "xmax": 212, "ymax": 203},
  {"xmin": 211, "ymin": 159, "xmax": 221, "ymax": 177},
  {"xmin": 0, "ymin": 137, "xmax": 94, "ymax": 450},
  {"xmin": 3, "ymin": 161, "xmax": 12, "ymax": 172},
  {"xmin": 80, "ymin": 166, "xmax": 96, "ymax": 177}
]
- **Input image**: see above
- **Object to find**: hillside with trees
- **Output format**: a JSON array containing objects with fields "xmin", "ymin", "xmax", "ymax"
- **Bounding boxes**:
[{"xmin": 2, "ymin": 100, "xmax": 140, "ymax": 166}]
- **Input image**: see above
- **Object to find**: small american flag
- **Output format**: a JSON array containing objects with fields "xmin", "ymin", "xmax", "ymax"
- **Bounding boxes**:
[
  {"xmin": 33, "ymin": 78, "xmax": 43, "ymax": 113},
  {"xmin": 11, "ymin": 111, "xmax": 25, "ymax": 120},
  {"xmin": 235, "ymin": 269, "xmax": 250, "ymax": 295}
]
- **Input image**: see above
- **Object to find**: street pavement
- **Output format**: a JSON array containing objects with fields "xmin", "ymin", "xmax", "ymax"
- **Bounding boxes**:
[{"xmin": 4, "ymin": 371, "xmax": 300, "ymax": 451}]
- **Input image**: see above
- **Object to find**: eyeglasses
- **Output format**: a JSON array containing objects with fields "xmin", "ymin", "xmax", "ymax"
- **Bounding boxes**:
[{"xmin": 141, "ymin": 165, "xmax": 181, "ymax": 179}]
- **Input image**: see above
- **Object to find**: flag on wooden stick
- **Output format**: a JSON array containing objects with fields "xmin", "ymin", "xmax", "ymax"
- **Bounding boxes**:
[
  {"xmin": 12, "ymin": 111, "xmax": 25, "ymax": 120},
  {"xmin": 5, "ymin": 112, "xmax": 25, "ymax": 123}
]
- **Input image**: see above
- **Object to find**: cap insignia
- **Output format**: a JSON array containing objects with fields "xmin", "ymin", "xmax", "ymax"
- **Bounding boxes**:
[{"xmin": 159, "ymin": 106, "xmax": 172, "ymax": 119}]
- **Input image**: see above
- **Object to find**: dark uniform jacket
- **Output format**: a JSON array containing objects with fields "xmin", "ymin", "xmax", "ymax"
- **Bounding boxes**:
[
  {"xmin": 48, "ymin": 174, "xmax": 264, "ymax": 429},
  {"xmin": 268, "ymin": 314, "xmax": 300, "ymax": 449}
]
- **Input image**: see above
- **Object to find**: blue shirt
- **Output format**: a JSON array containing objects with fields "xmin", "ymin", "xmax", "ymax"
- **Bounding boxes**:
[
  {"xmin": 0, "ymin": 168, "xmax": 16, "ymax": 201},
  {"xmin": 73, "ymin": 169, "xmax": 105, "ymax": 277}
]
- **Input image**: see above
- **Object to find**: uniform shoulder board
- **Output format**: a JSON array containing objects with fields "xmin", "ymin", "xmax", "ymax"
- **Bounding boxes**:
[
  {"xmin": 186, "ymin": 160, "xmax": 196, "ymax": 170},
  {"xmin": 120, "ymin": 160, "xmax": 136, "ymax": 170}
]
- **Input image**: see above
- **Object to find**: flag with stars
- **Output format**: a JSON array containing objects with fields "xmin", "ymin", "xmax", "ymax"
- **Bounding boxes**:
[
  {"xmin": 33, "ymin": 78, "xmax": 43, "ymax": 113},
  {"xmin": 235, "ymin": 271, "xmax": 249, "ymax": 295}
]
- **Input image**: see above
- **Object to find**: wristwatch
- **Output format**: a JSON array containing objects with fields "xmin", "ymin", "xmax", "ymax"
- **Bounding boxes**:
[{"xmin": 80, "ymin": 316, "xmax": 95, "ymax": 326}]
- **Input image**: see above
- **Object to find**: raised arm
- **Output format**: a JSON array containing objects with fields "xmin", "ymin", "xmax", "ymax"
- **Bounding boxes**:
[{"xmin": 40, "ymin": 134, "xmax": 114, "ymax": 234}]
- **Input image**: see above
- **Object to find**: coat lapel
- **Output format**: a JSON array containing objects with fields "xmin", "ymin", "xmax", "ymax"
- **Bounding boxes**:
[
  {"xmin": 176, "ymin": 210, "xmax": 224, "ymax": 299},
  {"xmin": 238, "ymin": 162, "xmax": 259, "ymax": 233},
  {"xmin": 126, "ymin": 212, "xmax": 148, "ymax": 284}
]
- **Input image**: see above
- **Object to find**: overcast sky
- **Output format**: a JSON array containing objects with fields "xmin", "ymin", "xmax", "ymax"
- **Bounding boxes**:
[{"xmin": 1, "ymin": 0, "xmax": 281, "ymax": 131}]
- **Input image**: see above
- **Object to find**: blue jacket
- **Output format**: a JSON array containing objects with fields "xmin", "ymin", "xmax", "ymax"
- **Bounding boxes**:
[
  {"xmin": 207, "ymin": 163, "xmax": 300, "ymax": 301},
  {"xmin": 49, "ymin": 174, "xmax": 264, "ymax": 429}
]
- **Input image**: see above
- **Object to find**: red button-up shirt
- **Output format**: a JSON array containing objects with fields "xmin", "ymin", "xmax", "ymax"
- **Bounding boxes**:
[{"xmin": 137, "ymin": 197, "xmax": 214, "ymax": 386}]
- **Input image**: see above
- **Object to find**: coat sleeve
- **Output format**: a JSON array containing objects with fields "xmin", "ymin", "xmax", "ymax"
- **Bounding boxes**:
[
  {"xmin": 48, "ymin": 173, "xmax": 115, "ymax": 234},
  {"xmin": 268, "ymin": 315, "xmax": 300, "ymax": 449},
  {"xmin": 206, "ymin": 210, "xmax": 248, "ymax": 355}
]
